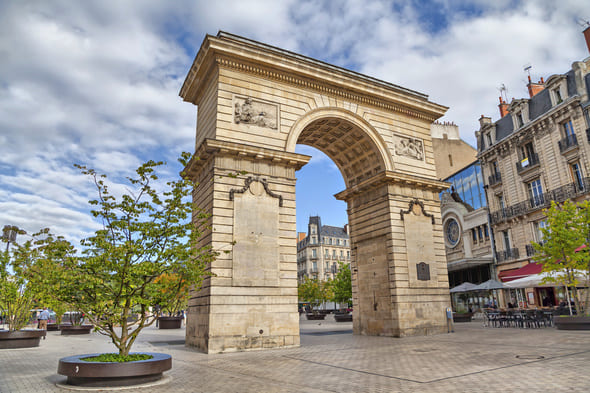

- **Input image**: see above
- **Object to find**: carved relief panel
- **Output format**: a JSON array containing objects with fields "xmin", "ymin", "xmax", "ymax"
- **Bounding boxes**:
[
  {"xmin": 233, "ymin": 96, "xmax": 278, "ymax": 130},
  {"xmin": 392, "ymin": 134, "xmax": 424, "ymax": 161}
]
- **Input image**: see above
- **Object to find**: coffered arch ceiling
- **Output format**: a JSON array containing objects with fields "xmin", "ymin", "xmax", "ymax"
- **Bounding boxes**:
[{"xmin": 296, "ymin": 117, "xmax": 387, "ymax": 188}]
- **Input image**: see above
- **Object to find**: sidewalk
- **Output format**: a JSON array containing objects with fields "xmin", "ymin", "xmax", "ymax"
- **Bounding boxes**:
[{"xmin": 1, "ymin": 315, "xmax": 590, "ymax": 392}]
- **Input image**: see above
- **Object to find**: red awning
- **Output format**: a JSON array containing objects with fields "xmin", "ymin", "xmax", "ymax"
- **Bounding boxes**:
[
  {"xmin": 498, "ymin": 262, "xmax": 543, "ymax": 282},
  {"xmin": 575, "ymin": 244, "xmax": 588, "ymax": 253}
]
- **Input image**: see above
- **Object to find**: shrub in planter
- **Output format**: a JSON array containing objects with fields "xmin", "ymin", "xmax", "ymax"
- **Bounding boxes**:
[
  {"xmin": 30, "ymin": 155, "xmax": 215, "ymax": 386},
  {"xmin": 0, "ymin": 226, "xmax": 46, "ymax": 349}
]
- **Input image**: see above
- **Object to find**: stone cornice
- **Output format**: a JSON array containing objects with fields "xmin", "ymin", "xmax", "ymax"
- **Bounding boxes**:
[
  {"xmin": 180, "ymin": 32, "xmax": 448, "ymax": 122},
  {"xmin": 335, "ymin": 170, "xmax": 450, "ymax": 201},
  {"xmin": 183, "ymin": 139, "xmax": 311, "ymax": 179}
]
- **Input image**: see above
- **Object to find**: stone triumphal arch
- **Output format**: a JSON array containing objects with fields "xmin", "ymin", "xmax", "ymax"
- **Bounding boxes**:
[{"xmin": 180, "ymin": 32, "xmax": 452, "ymax": 353}]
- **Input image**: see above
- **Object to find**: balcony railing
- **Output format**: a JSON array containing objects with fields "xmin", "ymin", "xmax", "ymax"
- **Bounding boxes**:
[
  {"xmin": 526, "ymin": 244, "xmax": 537, "ymax": 257},
  {"xmin": 489, "ymin": 177, "xmax": 590, "ymax": 225},
  {"xmin": 488, "ymin": 172, "xmax": 502, "ymax": 186},
  {"xmin": 558, "ymin": 133, "xmax": 578, "ymax": 153},
  {"xmin": 497, "ymin": 247, "xmax": 520, "ymax": 263},
  {"xmin": 516, "ymin": 153, "xmax": 540, "ymax": 174}
]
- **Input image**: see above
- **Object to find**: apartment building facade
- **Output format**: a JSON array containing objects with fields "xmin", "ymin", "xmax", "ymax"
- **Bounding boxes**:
[
  {"xmin": 476, "ymin": 32, "xmax": 590, "ymax": 284},
  {"xmin": 297, "ymin": 216, "xmax": 350, "ymax": 283}
]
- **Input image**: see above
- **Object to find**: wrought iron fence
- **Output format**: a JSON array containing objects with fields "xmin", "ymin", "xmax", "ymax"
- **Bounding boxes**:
[
  {"xmin": 516, "ymin": 153, "xmax": 540, "ymax": 174},
  {"xmin": 497, "ymin": 247, "xmax": 520, "ymax": 263},
  {"xmin": 558, "ymin": 133, "xmax": 578, "ymax": 152},
  {"xmin": 490, "ymin": 177, "xmax": 590, "ymax": 225},
  {"xmin": 488, "ymin": 172, "xmax": 502, "ymax": 186}
]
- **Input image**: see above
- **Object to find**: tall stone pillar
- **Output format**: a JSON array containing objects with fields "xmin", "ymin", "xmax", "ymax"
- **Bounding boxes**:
[
  {"xmin": 337, "ymin": 172, "xmax": 450, "ymax": 337},
  {"xmin": 183, "ymin": 139, "xmax": 309, "ymax": 353}
]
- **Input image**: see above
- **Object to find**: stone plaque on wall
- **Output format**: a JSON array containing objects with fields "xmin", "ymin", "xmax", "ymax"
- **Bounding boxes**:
[
  {"xmin": 232, "ymin": 179, "xmax": 280, "ymax": 287},
  {"xmin": 233, "ymin": 96, "xmax": 278, "ymax": 129},
  {"xmin": 393, "ymin": 134, "xmax": 424, "ymax": 161}
]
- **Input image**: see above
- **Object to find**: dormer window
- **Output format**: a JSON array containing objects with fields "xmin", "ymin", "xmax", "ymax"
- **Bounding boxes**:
[
  {"xmin": 554, "ymin": 88, "xmax": 562, "ymax": 104},
  {"xmin": 485, "ymin": 133, "xmax": 492, "ymax": 147},
  {"xmin": 547, "ymin": 75, "xmax": 568, "ymax": 106},
  {"xmin": 516, "ymin": 112, "xmax": 524, "ymax": 128}
]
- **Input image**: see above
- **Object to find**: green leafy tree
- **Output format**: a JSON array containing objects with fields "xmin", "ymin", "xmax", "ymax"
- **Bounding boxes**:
[
  {"xmin": 534, "ymin": 199, "xmax": 590, "ymax": 316},
  {"xmin": 0, "ymin": 227, "xmax": 40, "ymax": 331},
  {"xmin": 36, "ymin": 154, "xmax": 215, "ymax": 356},
  {"xmin": 330, "ymin": 261, "xmax": 352, "ymax": 309},
  {"xmin": 298, "ymin": 277, "xmax": 331, "ymax": 313}
]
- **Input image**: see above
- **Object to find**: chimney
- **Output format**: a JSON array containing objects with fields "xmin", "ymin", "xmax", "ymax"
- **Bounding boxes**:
[
  {"xmin": 527, "ymin": 75, "xmax": 545, "ymax": 98},
  {"xmin": 479, "ymin": 115, "xmax": 492, "ymax": 128},
  {"xmin": 584, "ymin": 25, "xmax": 590, "ymax": 54},
  {"xmin": 498, "ymin": 97, "xmax": 509, "ymax": 118}
]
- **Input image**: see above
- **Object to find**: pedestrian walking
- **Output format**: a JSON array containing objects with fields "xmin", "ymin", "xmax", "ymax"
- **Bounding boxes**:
[{"xmin": 38, "ymin": 307, "xmax": 50, "ymax": 338}]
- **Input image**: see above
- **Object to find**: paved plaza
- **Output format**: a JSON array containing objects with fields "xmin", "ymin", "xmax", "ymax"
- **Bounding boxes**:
[{"xmin": 1, "ymin": 315, "xmax": 590, "ymax": 392}]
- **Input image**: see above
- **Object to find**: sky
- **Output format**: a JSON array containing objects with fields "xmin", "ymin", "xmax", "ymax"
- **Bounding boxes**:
[{"xmin": 1, "ymin": 0, "xmax": 589, "ymax": 244}]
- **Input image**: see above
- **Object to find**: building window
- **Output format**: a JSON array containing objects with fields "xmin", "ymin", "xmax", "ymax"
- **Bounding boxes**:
[
  {"xmin": 520, "ymin": 142, "xmax": 535, "ymax": 162},
  {"xmin": 486, "ymin": 133, "xmax": 492, "ymax": 147},
  {"xmin": 502, "ymin": 230, "xmax": 511, "ymax": 250},
  {"xmin": 340, "ymin": 250, "xmax": 344, "ymax": 258},
  {"xmin": 571, "ymin": 162, "xmax": 585, "ymax": 191},
  {"xmin": 497, "ymin": 194, "xmax": 505, "ymax": 211},
  {"xmin": 516, "ymin": 112, "xmax": 524, "ymax": 128},
  {"xmin": 533, "ymin": 220, "xmax": 548, "ymax": 243},
  {"xmin": 554, "ymin": 88, "xmax": 563, "ymax": 104},
  {"xmin": 563, "ymin": 120, "xmax": 575, "ymax": 137},
  {"xmin": 477, "ymin": 226, "xmax": 483, "ymax": 242},
  {"xmin": 472, "ymin": 229, "xmax": 477, "ymax": 243},
  {"xmin": 347, "ymin": 251, "xmax": 350, "ymax": 258},
  {"xmin": 312, "ymin": 249, "xmax": 317, "ymax": 258},
  {"xmin": 484, "ymin": 225, "xmax": 489, "ymax": 239},
  {"xmin": 527, "ymin": 178, "xmax": 544, "ymax": 207}
]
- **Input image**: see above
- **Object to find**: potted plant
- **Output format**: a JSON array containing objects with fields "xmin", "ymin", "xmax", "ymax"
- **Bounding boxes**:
[
  {"xmin": 534, "ymin": 200, "xmax": 590, "ymax": 330},
  {"xmin": 0, "ymin": 226, "xmax": 46, "ymax": 349},
  {"xmin": 59, "ymin": 311, "xmax": 93, "ymax": 335},
  {"xmin": 34, "ymin": 154, "xmax": 215, "ymax": 387}
]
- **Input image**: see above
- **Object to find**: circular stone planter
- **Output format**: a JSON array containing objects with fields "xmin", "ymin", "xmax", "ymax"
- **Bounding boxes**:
[
  {"xmin": 58, "ymin": 352, "xmax": 172, "ymax": 387},
  {"xmin": 157, "ymin": 316, "xmax": 182, "ymax": 329},
  {"xmin": 305, "ymin": 313, "xmax": 326, "ymax": 321},
  {"xmin": 59, "ymin": 325, "xmax": 93, "ymax": 335},
  {"xmin": 0, "ymin": 329, "xmax": 46, "ymax": 349},
  {"xmin": 334, "ymin": 313, "xmax": 353, "ymax": 322},
  {"xmin": 554, "ymin": 316, "xmax": 590, "ymax": 330},
  {"xmin": 47, "ymin": 323, "xmax": 59, "ymax": 331}
]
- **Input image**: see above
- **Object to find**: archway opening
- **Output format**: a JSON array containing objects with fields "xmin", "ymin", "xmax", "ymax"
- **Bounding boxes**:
[{"xmin": 294, "ymin": 116, "xmax": 387, "ymax": 340}]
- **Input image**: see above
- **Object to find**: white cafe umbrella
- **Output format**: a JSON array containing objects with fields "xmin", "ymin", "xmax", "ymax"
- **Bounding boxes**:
[{"xmin": 449, "ymin": 282, "xmax": 478, "ymax": 293}]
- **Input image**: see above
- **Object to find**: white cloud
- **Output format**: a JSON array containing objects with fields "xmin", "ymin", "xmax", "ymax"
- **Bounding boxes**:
[{"xmin": 1, "ymin": 0, "xmax": 589, "ymax": 237}]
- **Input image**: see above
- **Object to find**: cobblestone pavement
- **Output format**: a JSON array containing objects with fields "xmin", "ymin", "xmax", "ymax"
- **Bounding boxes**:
[{"xmin": 1, "ymin": 315, "xmax": 590, "ymax": 392}]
